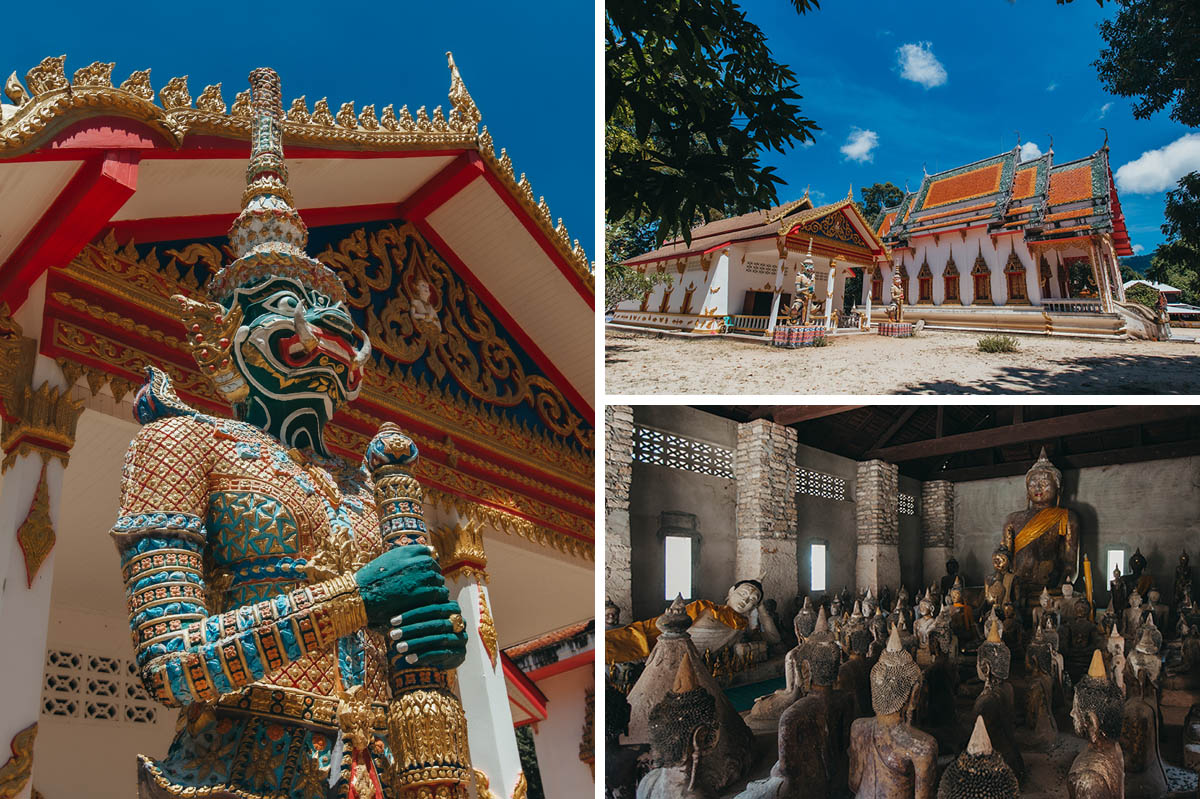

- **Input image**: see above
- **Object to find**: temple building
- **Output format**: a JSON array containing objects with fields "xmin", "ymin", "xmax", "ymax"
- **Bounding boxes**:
[
  {"xmin": 606, "ymin": 404, "xmax": 1200, "ymax": 798},
  {"xmin": 610, "ymin": 194, "xmax": 890, "ymax": 336},
  {"xmin": 869, "ymin": 143, "xmax": 1162, "ymax": 338},
  {"xmin": 0, "ymin": 56, "xmax": 593, "ymax": 799}
]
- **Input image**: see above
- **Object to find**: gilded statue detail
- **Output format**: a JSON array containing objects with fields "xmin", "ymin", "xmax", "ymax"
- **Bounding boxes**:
[{"xmin": 1000, "ymin": 448, "xmax": 1080, "ymax": 594}]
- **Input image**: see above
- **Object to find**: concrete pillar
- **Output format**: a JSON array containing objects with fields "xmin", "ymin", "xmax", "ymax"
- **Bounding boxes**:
[
  {"xmin": 766, "ymin": 239, "xmax": 788, "ymax": 333},
  {"xmin": 734, "ymin": 419, "xmax": 799, "ymax": 605},
  {"xmin": 855, "ymin": 459, "xmax": 900, "ymax": 591},
  {"xmin": 432, "ymin": 520, "xmax": 523, "ymax": 798},
  {"xmin": 920, "ymin": 480, "xmax": 955, "ymax": 590},
  {"xmin": 604, "ymin": 405, "xmax": 634, "ymax": 625},
  {"xmin": 0, "ymin": 294, "xmax": 83, "ymax": 799}
]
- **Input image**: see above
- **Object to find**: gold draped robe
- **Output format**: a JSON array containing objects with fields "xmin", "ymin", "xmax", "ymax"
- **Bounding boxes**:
[{"xmin": 605, "ymin": 600, "xmax": 748, "ymax": 664}]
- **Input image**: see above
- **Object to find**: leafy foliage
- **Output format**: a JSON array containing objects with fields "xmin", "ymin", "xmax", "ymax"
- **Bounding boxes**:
[
  {"xmin": 605, "ymin": 211, "xmax": 660, "ymax": 266},
  {"xmin": 1125, "ymin": 282, "xmax": 1161, "ymax": 309},
  {"xmin": 606, "ymin": 0, "xmax": 821, "ymax": 246},
  {"xmin": 977, "ymin": 334, "xmax": 1020, "ymax": 354},
  {"xmin": 857, "ymin": 182, "xmax": 904, "ymax": 220},
  {"xmin": 515, "ymin": 726, "xmax": 547, "ymax": 799},
  {"xmin": 606, "ymin": 265, "xmax": 674, "ymax": 313},
  {"xmin": 1147, "ymin": 247, "xmax": 1200, "ymax": 306}
]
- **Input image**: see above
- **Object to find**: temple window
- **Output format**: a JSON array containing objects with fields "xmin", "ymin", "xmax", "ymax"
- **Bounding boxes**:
[
  {"xmin": 810, "ymin": 542, "xmax": 828, "ymax": 592},
  {"xmin": 972, "ymin": 246, "xmax": 991, "ymax": 303},
  {"xmin": 943, "ymin": 253, "xmax": 960, "ymax": 303},
  {"xmin": 917, "ymin": 260, "xmax": 933, "ymax": 303},
  {"xmin": 871, "ymin": 271, "xmax": 883, "ymax": 303},
  {"xmin": 664, "ymin": 536, "xmax": 693, "ymax": 600},
  {"xmin": 1004, "ymin": 251, "xmax": 1028, "ymax": 302},
  {"xmin": 1107, "ymin": 548, "xmax": 1127, "ymax": 581}
]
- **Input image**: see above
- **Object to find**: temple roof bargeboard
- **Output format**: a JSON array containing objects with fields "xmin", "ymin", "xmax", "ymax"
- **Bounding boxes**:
[{"xmin": 873, "ymin": 142, "xmax": 1133, "ymax": 256}]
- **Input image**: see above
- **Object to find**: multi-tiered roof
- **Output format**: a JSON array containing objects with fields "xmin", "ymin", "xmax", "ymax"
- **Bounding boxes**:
[{"xmin": 874, "ymin": 143, "xmax": 1132, "ymax": 256}]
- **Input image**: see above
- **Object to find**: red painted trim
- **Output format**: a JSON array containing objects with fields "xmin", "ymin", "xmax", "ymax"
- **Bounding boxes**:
[
  {"xmin": 0, "ymin": 151, "xmax": 139, "ymax": 309},
  {"xmin": 413, "ymin": 219, "xmax": 593, "ymax": 421},
  {"xmin": 108, "ymin": 202, "xmax": 408, "ymax": 244},
  {"xmin": 525, "ymin": 647, "xmax": 594, "ymax": 682},
  {"xmin": 477, "ymin": 169, "xmax": 594, "ymax": 309},
  {"xmin": 502, "ymin": 652, "xmax": 548, "ymax": 719},
  {"xmin": 395, "ymin": 152, "xmax": 486, "ymax": 221}
]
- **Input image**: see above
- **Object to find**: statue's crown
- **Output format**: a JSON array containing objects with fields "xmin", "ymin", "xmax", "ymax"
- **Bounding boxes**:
[
  {"xmin": 1026, "ymin": 446, "xmax": 1062, "ymax": 486},
  {"xmin": 206, "ymin": 68, "xmax": 347, "ymax": 305}
]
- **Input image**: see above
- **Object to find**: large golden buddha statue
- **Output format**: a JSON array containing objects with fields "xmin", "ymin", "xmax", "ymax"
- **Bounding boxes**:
[{"xmin": 1000, "ymin": 448, "xmax": 1080, "ymax": 596}]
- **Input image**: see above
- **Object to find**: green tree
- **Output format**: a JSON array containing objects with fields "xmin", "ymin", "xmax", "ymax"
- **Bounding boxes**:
[
  {"xmin": 606, "ymin": 0, "xmax": 821, "ymax": 247},
  {"xmin": 857, "ymin": 182, "xmax": 904, "ymax": 220},
  {"xmin": 606, "ymin": 266, "xmax": 674, "ymax": 314}
]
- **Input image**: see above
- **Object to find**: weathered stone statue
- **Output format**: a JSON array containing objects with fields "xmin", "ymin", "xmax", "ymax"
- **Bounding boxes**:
[
  {"xmin": 1144, "ymin": 587, "xmax": 1167, "ymax": 632},
  {"xmin": 607, "ymin": 598, "xmax": 622, "ymax": 629},
  {"xmin": 639, "ymin": 655, "xmax": 721, "ymax": 799},
  {"xmin": 936, "ymin": 716, "xmax": 1019, "ymax": 799},
  {"xmin": 794, "ymin": 596, "xmax": 818, "ymax": 641},
  {"xmin": 1124, "ymin": 548, "xmax": 1153, "ymax": 597},
  {"xmin": 999, "ymin": 602, "xmax": 1023, "ymax": 659},
  {"xmin": 983, "ymin": 547, "xmax": 1019, "ymax": 618},
  {"xmin": 893, "ymin": 585, "xmax": 914, "ymax": 630},
  {"xmin": 110, "ymin": 69, "xmax": 472, "ymax": 799},
  {"xmin": 746, "ymin": 607, "xmax": 831, "ymax": 732},
  {"xmin": 1067, "ymin": 650, "xmax": 1126, "ymax": 799},
  {"xmin": 1000, "ymin": 448, "xmax": 1080, "ymax": 595},
  {"xmin": 947, "ymin": 577, "xmax": 978, "ymax": 650},
  {"xmin": 1062, "ymin": 598, "xmax": 1102, "ymax": 680},
  {"xmin": 1123, "ymin": 590, "xmax": 1148, "ymax": 642},
  {"xmin": 1169, "ymin": 620, "xmax": 1200, "ymax": 685},
  {"xmin": 625, "ymin": 597, "xmax": 753, "ymax": 792},
  {"xmin": 1121, "ymin": 632, "xmax": 1168, "ymax": 799},
  {"xmin": 849, "ymin": 627, "xmax": 937, "ymax": 799},
  {"xmin": 914, "ymin": 592, "xmax": 937, "ymax": 665},
  {"xmin": 1022, "ymin": 633, "xmax": 1057, "ymax": 748},
  {"xmin": 1104, "ymin": 623, "xmax": 1127, "ymax": 696},
  {"xmin": 837, "ymin": 625, "xmax": 874, "ymax": 720},
  {"xmin": 607, "ymin": 685, "xmax": 646, "ymax": 799},
  {"xmin": 973, "ymin": 619, "xmax": 1024, "ymax": 781},
  {"xmin": 1175, "ymin": 551, "xmax": 1192, "ymax": 625},
  {"xmin": 868, "ymin": 606, "xmax": 890, "ymax": 661},
  {"xmin": 1110, "ymin": 565, "xmax": 1129, "ymax": 615},
  {"xmin": 1057, "ymin": 583, "xmax": 1079, "ymax": 622},
  {"xmin": 1032, "ymin": 587, "xmax": 1058, "ymax": 631},
  {"xmin": 941, "ymin": 558, "xmax": 961, "ymax": 600},
  {"xmin": 736, "ymin": 636, "xmax": 853, "ymax": 799}
]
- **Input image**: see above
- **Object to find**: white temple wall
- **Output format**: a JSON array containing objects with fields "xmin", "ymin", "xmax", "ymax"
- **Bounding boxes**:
[
  {"xmin": 795, "ymin": 444, "xmax": 859, "ymax": 600},
  {"xmin": 952, "ymin": 455, "xmax": 1200, "ymax": 608},
  {"xmin": 529, "ymin": 664, "xmax": 594, "ymax": 799}
]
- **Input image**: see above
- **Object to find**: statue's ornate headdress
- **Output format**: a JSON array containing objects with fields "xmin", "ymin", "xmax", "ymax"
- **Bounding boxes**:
[
  {"xmin": 869, "ymin": 626, "xmax": 920, "ymax": 715},
  {"xmin": 1025, "ymin": 446, "xmax": 1062, "ymax": 489},
  {"xmin": 205, "ymin": 68, "xmax": 347, "ymax": 306}
]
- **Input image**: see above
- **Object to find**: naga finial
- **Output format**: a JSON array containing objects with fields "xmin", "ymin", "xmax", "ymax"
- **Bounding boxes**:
[{"xmin": 447, "ymin": 51, "xmax": 481, "ymax": 131}]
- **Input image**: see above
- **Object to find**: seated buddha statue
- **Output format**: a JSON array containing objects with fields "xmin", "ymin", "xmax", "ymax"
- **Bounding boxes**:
[
  {"xmin": 746, "ymin": 607, "xmax": 832, "ymax": 731},
  {"xmin": 605, "ymin": 580, "xmax": 771, "ymax": 665},
  {"xmin": 849, "ymin": 628, "xmax": 937, "ymax": 799},
  {"xmin": 1067, "ymin": 650, "xmax": 1126, "ymax": 799},
  {"xmin": 973, "ymin": 619, "xmax": 1024, "ymax": 782},
  {"xmin": 983, "ymin": 546, "xmax": 1020, "ymax": 619},
  {"xmin": 1022, "ymin": 635, "xmax": 1057, "ymax": 748},
  {"xmin": 947, "ymin": 577, "xmax": 978, "ymax": 650},
  {"xmin": 1123, "ymin": 548, "xmax": 1154, "ymax": 598},
  {"xmin": 1122, "ymin": 628, "xmax": 1168, "ymax": 799},
  {"xmin": 639, "ymin": 654, "xmax": 722, "ymax": 799},
  {"xmin": 999, "ymin": 448, "xmax": 1080, "ymax": 597},
  {"xmin": 1110, "ymin": 565, "xmax": 1129, "ymax": 615}
]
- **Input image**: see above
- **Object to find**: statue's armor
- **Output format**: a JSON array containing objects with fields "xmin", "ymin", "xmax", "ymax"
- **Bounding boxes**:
[{"xmin": 114, "ymin": 410, "xmax": 393, "ymax": 798}]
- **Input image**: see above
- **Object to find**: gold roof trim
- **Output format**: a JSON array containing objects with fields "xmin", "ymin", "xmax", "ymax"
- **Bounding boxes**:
[
  {"xmin": 777, "ymin": 198, "xmax": 892, "ymax": 258},
  {"xmin": 0, "ymin": 55, "xmax": 592, "ymax": 291}
]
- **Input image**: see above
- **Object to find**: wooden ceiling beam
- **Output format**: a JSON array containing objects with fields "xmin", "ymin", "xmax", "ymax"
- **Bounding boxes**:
[
  {"xmin": 871, "ymin": 407, "xmax": 919, "ymax": 450},
  {"xmin": 929, "ymin": 438, "xmax": 1200, "ymax": 482},
  {"xmin": 864, "ymin": 406, "xmax": 1198, "ymax": 463},
  {"xmin": 772, "ymin": 405, "xmax": 864, "ymax": 426}
]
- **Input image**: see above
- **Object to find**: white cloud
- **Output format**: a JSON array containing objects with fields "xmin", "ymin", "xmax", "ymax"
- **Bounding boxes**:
[
  {"xmin": 841, "ymin": 128, "xmax": 879, "ymax": 163},
  {"xmin": 1046, "ymin": 82, "xmax": 1058, "ymax": 92},
  {"xmin": 1099, "ymin": 102, "xmax": 1113, "ymax": 119},
  {"xmin": 896, "ymin": 42, "xmax": 947, "ymax": 89},
  {"xmin": 1115, "ymin": 133, "xmax": 1200, "ymax": 194},
  {"xmin": 799, "ymin": 139, "xmax": 815, "ymax": 149},
  {"xmin": 1133, "ymin": 244, "xmax": 1145, "ymax": 255},
  {"xmin": 1019, "ymin": 141, "xmax": 1043, "ymax": 162}
]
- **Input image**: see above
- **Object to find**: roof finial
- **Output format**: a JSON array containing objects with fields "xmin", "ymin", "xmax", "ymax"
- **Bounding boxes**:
[
  {"xmin": 922, "ymin": 162, "xmax": 929, "ymax": 178},
  {"xmin": 1014, "ymin": 130, "xmax": 1021, "ymax": 148},
  {"xmin": 1100, "ymin": 127, "xmax": 1110, "ymax": 152},
  {"xmin": 1047, "ymin": 133, "xmax": 1054, "ymax": 155},
  {"xmin": 847, "ymin": 183, "xmax": 854, "ymax": 201},
  {"xmin": 804, "ymin": 184, "xmax": 810, "ymax": 198},
  {"xmin": 446, "ymin": 51, "xmax": 481, "ymax": 131}
]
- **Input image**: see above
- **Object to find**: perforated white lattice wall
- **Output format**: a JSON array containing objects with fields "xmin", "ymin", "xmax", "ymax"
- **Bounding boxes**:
[
  {"xmin": 42, "ymin": 649, "xmax": 159, "ymax": 724},
  {"xmin": 795, "ymin": 467, "xmax": 847, "ymax": 501},
  {"xmin": 633, "ymin": 425, "xmax": 734, "ymax": 479},
  {"xmin": 899, "ymin": 492, "xmax": 916, "ymax": 516}
]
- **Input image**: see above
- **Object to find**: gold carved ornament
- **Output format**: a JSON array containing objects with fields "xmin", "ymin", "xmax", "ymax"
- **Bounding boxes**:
[
  {"xmin": 16, "ymin": 465, "xmax": 54, "ymax": 587},
  {"xmin": 511, "ymin": 773, "xmax": 527, "ymax": 799},
  {"xmin": 428, "ymin": 523, "xmax": 497, "ymax": 666},
  {"xmin": 318, "ymin": 222, "xmax": 590, "ymax": 451},
  {"xmin": 0, "ymin": 54, "xmax": 591, "ymax": 290},
  {"xmin": 0, "ymin": 723, "xmax": 35, "ymax": 799}
]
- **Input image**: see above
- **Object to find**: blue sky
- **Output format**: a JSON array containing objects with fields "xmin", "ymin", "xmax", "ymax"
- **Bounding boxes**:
[
  {"xmin": 747, "ymin": 0, "xmax": 1194, "ymax": 255},
  {"xmin": 3, "ymin": 1, "xmax": 594, "ymax": 258}
]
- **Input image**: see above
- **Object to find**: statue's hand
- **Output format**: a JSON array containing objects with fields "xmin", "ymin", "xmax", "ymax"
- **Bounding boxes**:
[
  {"xmin": 388, "ymin": 601, "xmax": 468, "ymax": 669},
  {"xmin": 353, "ymin": 545, "xmax": 449, "ymax": 629}
]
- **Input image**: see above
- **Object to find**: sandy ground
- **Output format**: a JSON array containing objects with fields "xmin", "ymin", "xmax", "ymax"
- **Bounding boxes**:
[{"xmin": 605, "ymin": 327, "xmax": 1200, "ymax": 395}]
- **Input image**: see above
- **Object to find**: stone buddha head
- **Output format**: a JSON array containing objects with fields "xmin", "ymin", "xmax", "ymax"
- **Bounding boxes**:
[
  {"xmin": 869, "ymin": 627, "xmax": 920, "ymax": 716},
  {"xmin": 1129, "ymin": 591, "xmax": 1143, "ymax": 609},
  {"xmin": 1025, "ymin": 447, "xmax": 1062, "ymax": 507},
  {"xmin": 177, "ymin": 69, "xmax": 369, "ymax": 456},
  {"xmin": 1148, "ymin": 587, "xmax": 1161, "ymax": 606},
  {"xmin": 1039, "ymin": 587, "xmax": 1053, "ymax": 609},
  {"xmin": 1071, "ymin": 651, "xmax": 1124, "ymax": 745},
  {"xmin": 977, "ymin": 620, "xmax": 1011, "ymax": 684},
  {"xmin": 830, "ymin": 596, "xmax": 844, "ymax": 619},
  {"xmin": 917, "ymin": 594, "xmax": 933, "ymax": 618},
  {"xmin": 1130, "ymin": 548, "xmax": 1147, "ymax": 576},
  {"xmin": 726, "ymin": 580, "xmax": 763, "ymax": 616},
  {"xmin": 1106, "ymin": 623, "xmax": 1124, "ymax": 657},
  {"xmin": 605, "ymin": 598, "xmax": 621, "ymax": 628}
]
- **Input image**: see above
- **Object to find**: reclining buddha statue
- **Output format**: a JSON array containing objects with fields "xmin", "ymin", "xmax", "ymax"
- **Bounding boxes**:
[
  {"xmin": 1000, "ymin": 448, "xmax": 1080, "ymax": 598},
  {"xmin": 111, "ymin": 69, "xmax": 469, "ymax": 799}
]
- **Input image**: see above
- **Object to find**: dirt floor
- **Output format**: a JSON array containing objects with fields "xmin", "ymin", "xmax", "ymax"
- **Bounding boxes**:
[{"xmin": 605, "ymin": 327, "xmax": 1200, "ymax": 395}]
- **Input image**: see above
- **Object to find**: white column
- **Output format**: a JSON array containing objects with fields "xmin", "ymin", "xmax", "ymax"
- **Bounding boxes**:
[
  {"xmin": 766, "ymin": 249, "xmax": 788, "ymax": 333},
  {"xmin": 432, "ymin": 522, "xmax": 523, "ymax": 798},
  {"xmin": 710, "ymin": 248, "xmax": 732, "ymax": 320}
]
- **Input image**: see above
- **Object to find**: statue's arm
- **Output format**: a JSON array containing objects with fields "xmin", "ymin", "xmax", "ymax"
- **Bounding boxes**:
[
  {"xmin": 113, "ymin": 418, "xmax": 371, "ymax": 707},
  {"xmin": 912, "ymin": 736, "xmax": 938, "ymax": 799},
  {"xmin": 847, "ymin": 719, "xmax": 866, "ymax": 793}
]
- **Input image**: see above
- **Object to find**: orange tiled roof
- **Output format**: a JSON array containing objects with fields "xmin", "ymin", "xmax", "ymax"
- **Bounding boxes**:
[
  {"xmin": 1011, "ymin": 167, "xmax": 1037, "ymax": 200},
  {"xmin": 878, "ymin": 212, "xmax": 898, "ymax": 237},
  {"xmin": 1048, "ymin": 166, "xmax": 1092, "ymax": 205},
  {"xmin": 910, "ymin": 202, "xmax": 993, "ymax": 224},
  {"xmin": 1041, "ymin": 224, "xmax": 1094, "ymax": 236},
  {"xmin": 1043, "ymin": 208, "xmax": 1093, "ymax": 223},
  {"xmin": 909, "ymin": 213, "xmax": 993, "ymax": 234},
  {"xmin": 1005, "ymin": 204, "xmax": 1035, "ymax": 217},
  {"xmin": 923, "ymin": 164, "xmax": 1003, "ymax": 209},
  {"xmin": 504, "ymin": 619, "xmax": 593, "ymax": 658}
]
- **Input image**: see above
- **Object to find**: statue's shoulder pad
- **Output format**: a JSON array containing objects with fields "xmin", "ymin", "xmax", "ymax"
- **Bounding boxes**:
[{"xmin": 134, "ymin": 413, "xmax": 215, "ymax": 444}]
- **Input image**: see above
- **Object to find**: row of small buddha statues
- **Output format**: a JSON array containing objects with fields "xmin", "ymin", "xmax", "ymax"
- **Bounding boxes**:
[{"xmin": 609, "ymin": 568, "xmax": 1192, "ymax": 799}]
